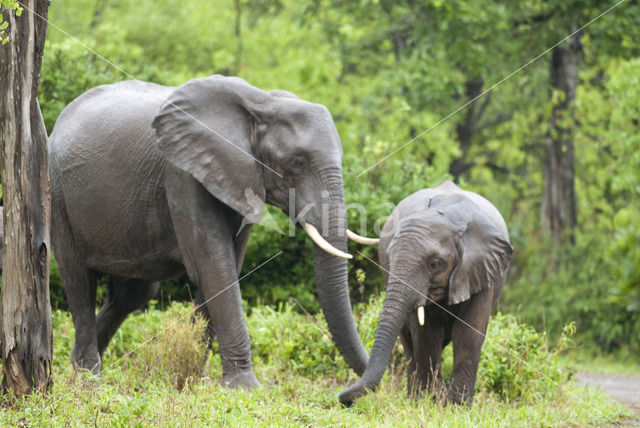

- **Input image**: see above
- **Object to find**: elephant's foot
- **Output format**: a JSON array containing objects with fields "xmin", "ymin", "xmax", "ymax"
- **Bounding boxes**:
[
  {"xmin": 221, "ymin": 368, "xmax": 260, "ymax": 389},
  {"xmin": 446, "ymin": 385, "xmax": 473, "ymax": 407},
  {"xmin": 71, "ymin": 344, "xmax": 102, "ymax": 375}
]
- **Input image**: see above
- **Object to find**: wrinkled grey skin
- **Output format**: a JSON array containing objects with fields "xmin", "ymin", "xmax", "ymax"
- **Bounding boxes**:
[
  {"xmin": 49, "ymin": 75, "xmax": 368, "ymax": 387},
  {"xmin": 340, "ymin": 181, "xmax": 512, "ymax": 406}
]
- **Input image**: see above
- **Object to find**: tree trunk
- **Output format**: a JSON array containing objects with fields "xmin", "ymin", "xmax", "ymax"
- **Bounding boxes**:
[
  {"xmin": 234, "ymin": 0, "xmax": 243, "ymax": 74},
  {"xmin": 543, "ymin": 30, "xmax": 580, "ymax": 246},
  {"xmin": 0, "ymin": 0, "xmax": 52, "ymax": 395},
  {"xmin": 449, "ymin": 77, "xmax": 484, "ymax": 181},
  {"xmin": 90, "ymin": 0, "xmax": 108, "ymax": 29}
]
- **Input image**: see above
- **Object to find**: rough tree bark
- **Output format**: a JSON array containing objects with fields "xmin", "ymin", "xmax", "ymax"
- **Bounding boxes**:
[
  {"xmin": 543, "ymin": 30, "xmax": 580, "ymax": 246},
  {"xmin": 0, "ymin": 0, "xmax": 52, "ymax": 394},
  {"xmin": 449, "ymin": 77, "xmax": 484, "ymax": 181}
]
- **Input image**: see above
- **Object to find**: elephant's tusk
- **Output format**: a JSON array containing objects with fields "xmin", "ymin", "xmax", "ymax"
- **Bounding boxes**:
[
  {"xmin": 417, "ymin": 306, "xmax": 425, "ymax": 326},
  {"xmin": 346, "ymin": 229, "xmax": 380, "ymax": 245},
  {"xmin": 304, "ymin": 223, "xmax": 353, "ymax": 259}
]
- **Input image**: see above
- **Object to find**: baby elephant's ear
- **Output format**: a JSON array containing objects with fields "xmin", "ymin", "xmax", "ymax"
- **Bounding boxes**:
[{"xmin": 447, "ymin": 201, "xmax": 513, "ymax": 305}]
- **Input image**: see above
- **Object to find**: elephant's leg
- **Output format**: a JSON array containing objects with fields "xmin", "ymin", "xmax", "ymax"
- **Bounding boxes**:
[
  {"xmin": 96, "ymin": 277, "xmax": 160, "ymax": 357},
  {"xmin": 192, "ymin": 218, "xmax": 253, "ymax": 373},
  {"xmin": 406, "ymin": 308, "xmax": 446, "ymax": 397},
  {"xmin": 400, "ymin": 325, "xmax": 419, "ymax": 396},
  {"xmin": 448, "ymin": 288, "xmax": 493, "ymax": 406},
  {"xmin": 65, "ymin": 267, "xmax": 99, "ymax": 373},
  {"xmin": 51, "ymin": 200, "xmax": 100, "ymax": 373},
  {"xmin": 192, "ymin": 285, "xmax": 216, "ymax": 378},
  {"xmin": 166, "ymin": 173, "xmax": 258, "ymax": 389}
]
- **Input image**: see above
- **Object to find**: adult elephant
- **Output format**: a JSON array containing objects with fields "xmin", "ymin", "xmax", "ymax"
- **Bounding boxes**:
[
  {"xmin": 339, "ymin": 181, "xmax": 512, "ymax": 406},
  {"xmin": 49, "ymin": 75, "xmax": 374, "ymax": 388}
]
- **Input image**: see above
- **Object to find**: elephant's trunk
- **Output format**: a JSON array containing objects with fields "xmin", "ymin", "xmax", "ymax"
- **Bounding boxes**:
[
  {"xmin": 339, "ymin": 284, "xmax": 410, "ymax": 405},
  {"xmin": 311, "ymin": 169, "xmax": 368, "ymax": 376}
]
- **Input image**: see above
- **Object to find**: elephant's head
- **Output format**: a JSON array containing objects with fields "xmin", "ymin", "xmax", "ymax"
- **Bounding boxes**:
[
  {"xmin": 339, "ymin": 192, "xmax": 512, "ymax": 404},
  {"xmin": 151, "ymin": 75, "xmax": 372, "ymax": 374}
]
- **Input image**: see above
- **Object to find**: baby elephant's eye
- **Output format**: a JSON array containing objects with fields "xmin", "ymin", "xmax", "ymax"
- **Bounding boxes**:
[{"xmin": 292, "ymin": 158, "xmax": 305, "ymax": 170}]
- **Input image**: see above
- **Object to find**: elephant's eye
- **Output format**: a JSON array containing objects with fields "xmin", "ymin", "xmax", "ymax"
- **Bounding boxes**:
[
  {"xmin": 428, "ymin": 258, "xmax": 444, "ymax": 272},
  {"xmin": 292, "ymin": 158, "xmax": 305, "ymax": 170}
]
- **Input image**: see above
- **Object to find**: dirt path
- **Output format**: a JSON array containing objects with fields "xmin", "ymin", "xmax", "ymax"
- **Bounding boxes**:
[{"xmin": 575, "ymin": 372, "xmax": 640, "ymax": 425}]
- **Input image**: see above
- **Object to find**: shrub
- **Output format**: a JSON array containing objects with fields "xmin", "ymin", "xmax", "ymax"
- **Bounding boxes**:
[
  {"xmin": 247, "ymin": 293, "xmax": 570, "ymax": 404},
  {"xmin": 476, "ymin": 313, "xmax": 573, "ymax": 401},
  {"xmin": 127, "ymin": 304, "xmax": 209, "ymax": 390},
  {"xmin": 246, "ymin": 293, "xmax": 403, "ymax": 380},
  {"xmin": 51, "ymin": 289, "xmax": 575, "ymax": 402},
  {"xmin": 248, "ymin": 303, "xmax": 351, "ymax": 379},
  {"xmin": 501, "ymin": 233, "xmax": 640, "ymax": 354},
  {"xmin": 39, "ymin": 40, "xmax": 126, "ymax": 134}
]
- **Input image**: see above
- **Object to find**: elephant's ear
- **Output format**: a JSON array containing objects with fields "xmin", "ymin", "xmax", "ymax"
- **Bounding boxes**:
[
  {"xmin": 152, "ymin": 75, "xmax": 271, "ymax": 225},
  {"xmin": 444, "ymin": 196, "xmax": 513, "ymax": 305}
]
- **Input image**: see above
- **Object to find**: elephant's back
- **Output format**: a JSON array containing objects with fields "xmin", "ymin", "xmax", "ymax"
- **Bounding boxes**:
[
  {"xmin": 49, "ymin": 81, "xmax": 173, "ymax": 159},
  {"xmin": 403, "ymin": 181, "xmax": 509, "ymax": 238},
  {"xmin": 49, "ymin": 81, "xmax": 182, "ymax": 278},
  {"xmin": 49, "ymin": 80, "xmax": 174, "ymax": 204}
]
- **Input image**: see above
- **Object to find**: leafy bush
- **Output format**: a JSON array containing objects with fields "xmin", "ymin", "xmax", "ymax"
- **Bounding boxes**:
[
  {"xmin": 476, "ymin": 314, "xmax": 573, "ymax": 401},
  {"xmin": 39, "ymin": 41, "xmax": 126, "ymax": 133},
  {"xmin": 501, "ymin": 233, "xmax": 640, "ymax": 354},
  {"xmin": 248, "ymin": 293, "xmax": 396, "ymax": 380},
  {"xmin": 248, "ymin": 303, "xmax": 347, "ymax": 378},
  {"xmin": 609, "ymin": 208, "xmax": 640, "ymax": 315},
  {"xmin": 7, "ymin": 300, "xmax": 631, "ymax": 427},
  {"xmin": 247, "ymin": 294, "xmax": 573, "ymax": 403}
]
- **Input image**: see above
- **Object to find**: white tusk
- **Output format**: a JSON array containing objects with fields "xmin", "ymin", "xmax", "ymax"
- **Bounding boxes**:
[
  {"xmin": 304, "ymin": 223, "xmax": 353, "ymax": 259},
  {"xmin": 347, "ymin": 229, "xmax": 380, "ymax": 245},
  {"xmin": 417, "ymin": 306, "xmax": 425, "ymax": 326}
]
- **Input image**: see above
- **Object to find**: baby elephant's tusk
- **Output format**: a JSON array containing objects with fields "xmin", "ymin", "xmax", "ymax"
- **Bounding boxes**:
[
  {"xmin": 417, "ymin": 306, "xmax": 425, "ymax": 326},
  {"xmin": 346, "ymin": 229, "xmax": 380, "ymax": 245},
  {"xmin": 304, "ymin": 223, "xmax": 353, "ymax": 259}
]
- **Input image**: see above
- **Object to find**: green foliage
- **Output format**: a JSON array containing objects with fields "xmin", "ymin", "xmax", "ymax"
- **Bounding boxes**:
[
  {"xmin": 609, "ymin": 212, "xmax": 640, "ymax": 312},
  {"xmin": 241, "ymin": 216, "xmax": 321, "ymax": 312},
  {"xmin": 247, "ymin": 295, "xmax": 575, "ymax": 404},
  {"xmin": 9, "ymin": 300, "xmax": 628, "ymax": 426},
  {"xmin": 38, "ymin": 36, "xmax": 181, "ymax": 134},
  {"xmin": 39, "ymin": 41, "xmax": 125, "ymax": 133},
  {"xmin": 248, "ymin": 303, "xmax": 348, "ymax": 378},
  {"xmin": 501, "ymin": 234, "xmax": 640, "ymax": 353},
  {"xmin": 0, "ymin": 0, "xmax": 22, "ymax": 44},
  {"xmin": 247, "ymin": 294, "xmax": 393, "ymax": 380},
  {"xmin": 33, "ymin": 0, "xmax": 640, "ymax": 358},
  {"xmin": 49, "ymin": 255, "xmax": 66, "ymax": 310},
  {"xmin": 501, "ymin": 56, "xmax": 640, "ymax": 354},
  {"xmin": 601, "ymin": 58, "xmax": 640, "ymax": 313},
  {"xmin": 477, "ymin": 314, "xmax": 573, "ymax": 401}
]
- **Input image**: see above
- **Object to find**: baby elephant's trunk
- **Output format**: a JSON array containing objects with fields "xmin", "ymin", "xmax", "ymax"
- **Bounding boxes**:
[{"xmin": 339, "ymin": 286, "xmax": 410, "ymax": 406}]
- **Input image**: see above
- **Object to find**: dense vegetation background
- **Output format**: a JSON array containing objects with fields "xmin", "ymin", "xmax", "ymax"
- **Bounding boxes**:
[{"xmin": 37, "ymin": 0, "xmax": 640, "ymax": 357}]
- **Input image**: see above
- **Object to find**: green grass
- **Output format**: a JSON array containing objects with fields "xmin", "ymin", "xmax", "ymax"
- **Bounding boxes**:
[
  {"xmin": 0, "ymin": 299, "xmax": 632, "ymax": 427},
  {"xmin": 559, "ymin": 348, "xmax": 640, "ymax": 376}
]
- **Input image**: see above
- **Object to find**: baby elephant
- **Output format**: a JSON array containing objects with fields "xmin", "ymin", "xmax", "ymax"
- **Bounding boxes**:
[{"xmin": 340, "ymin": 181, "xmax": 512, "ymax": 407}]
